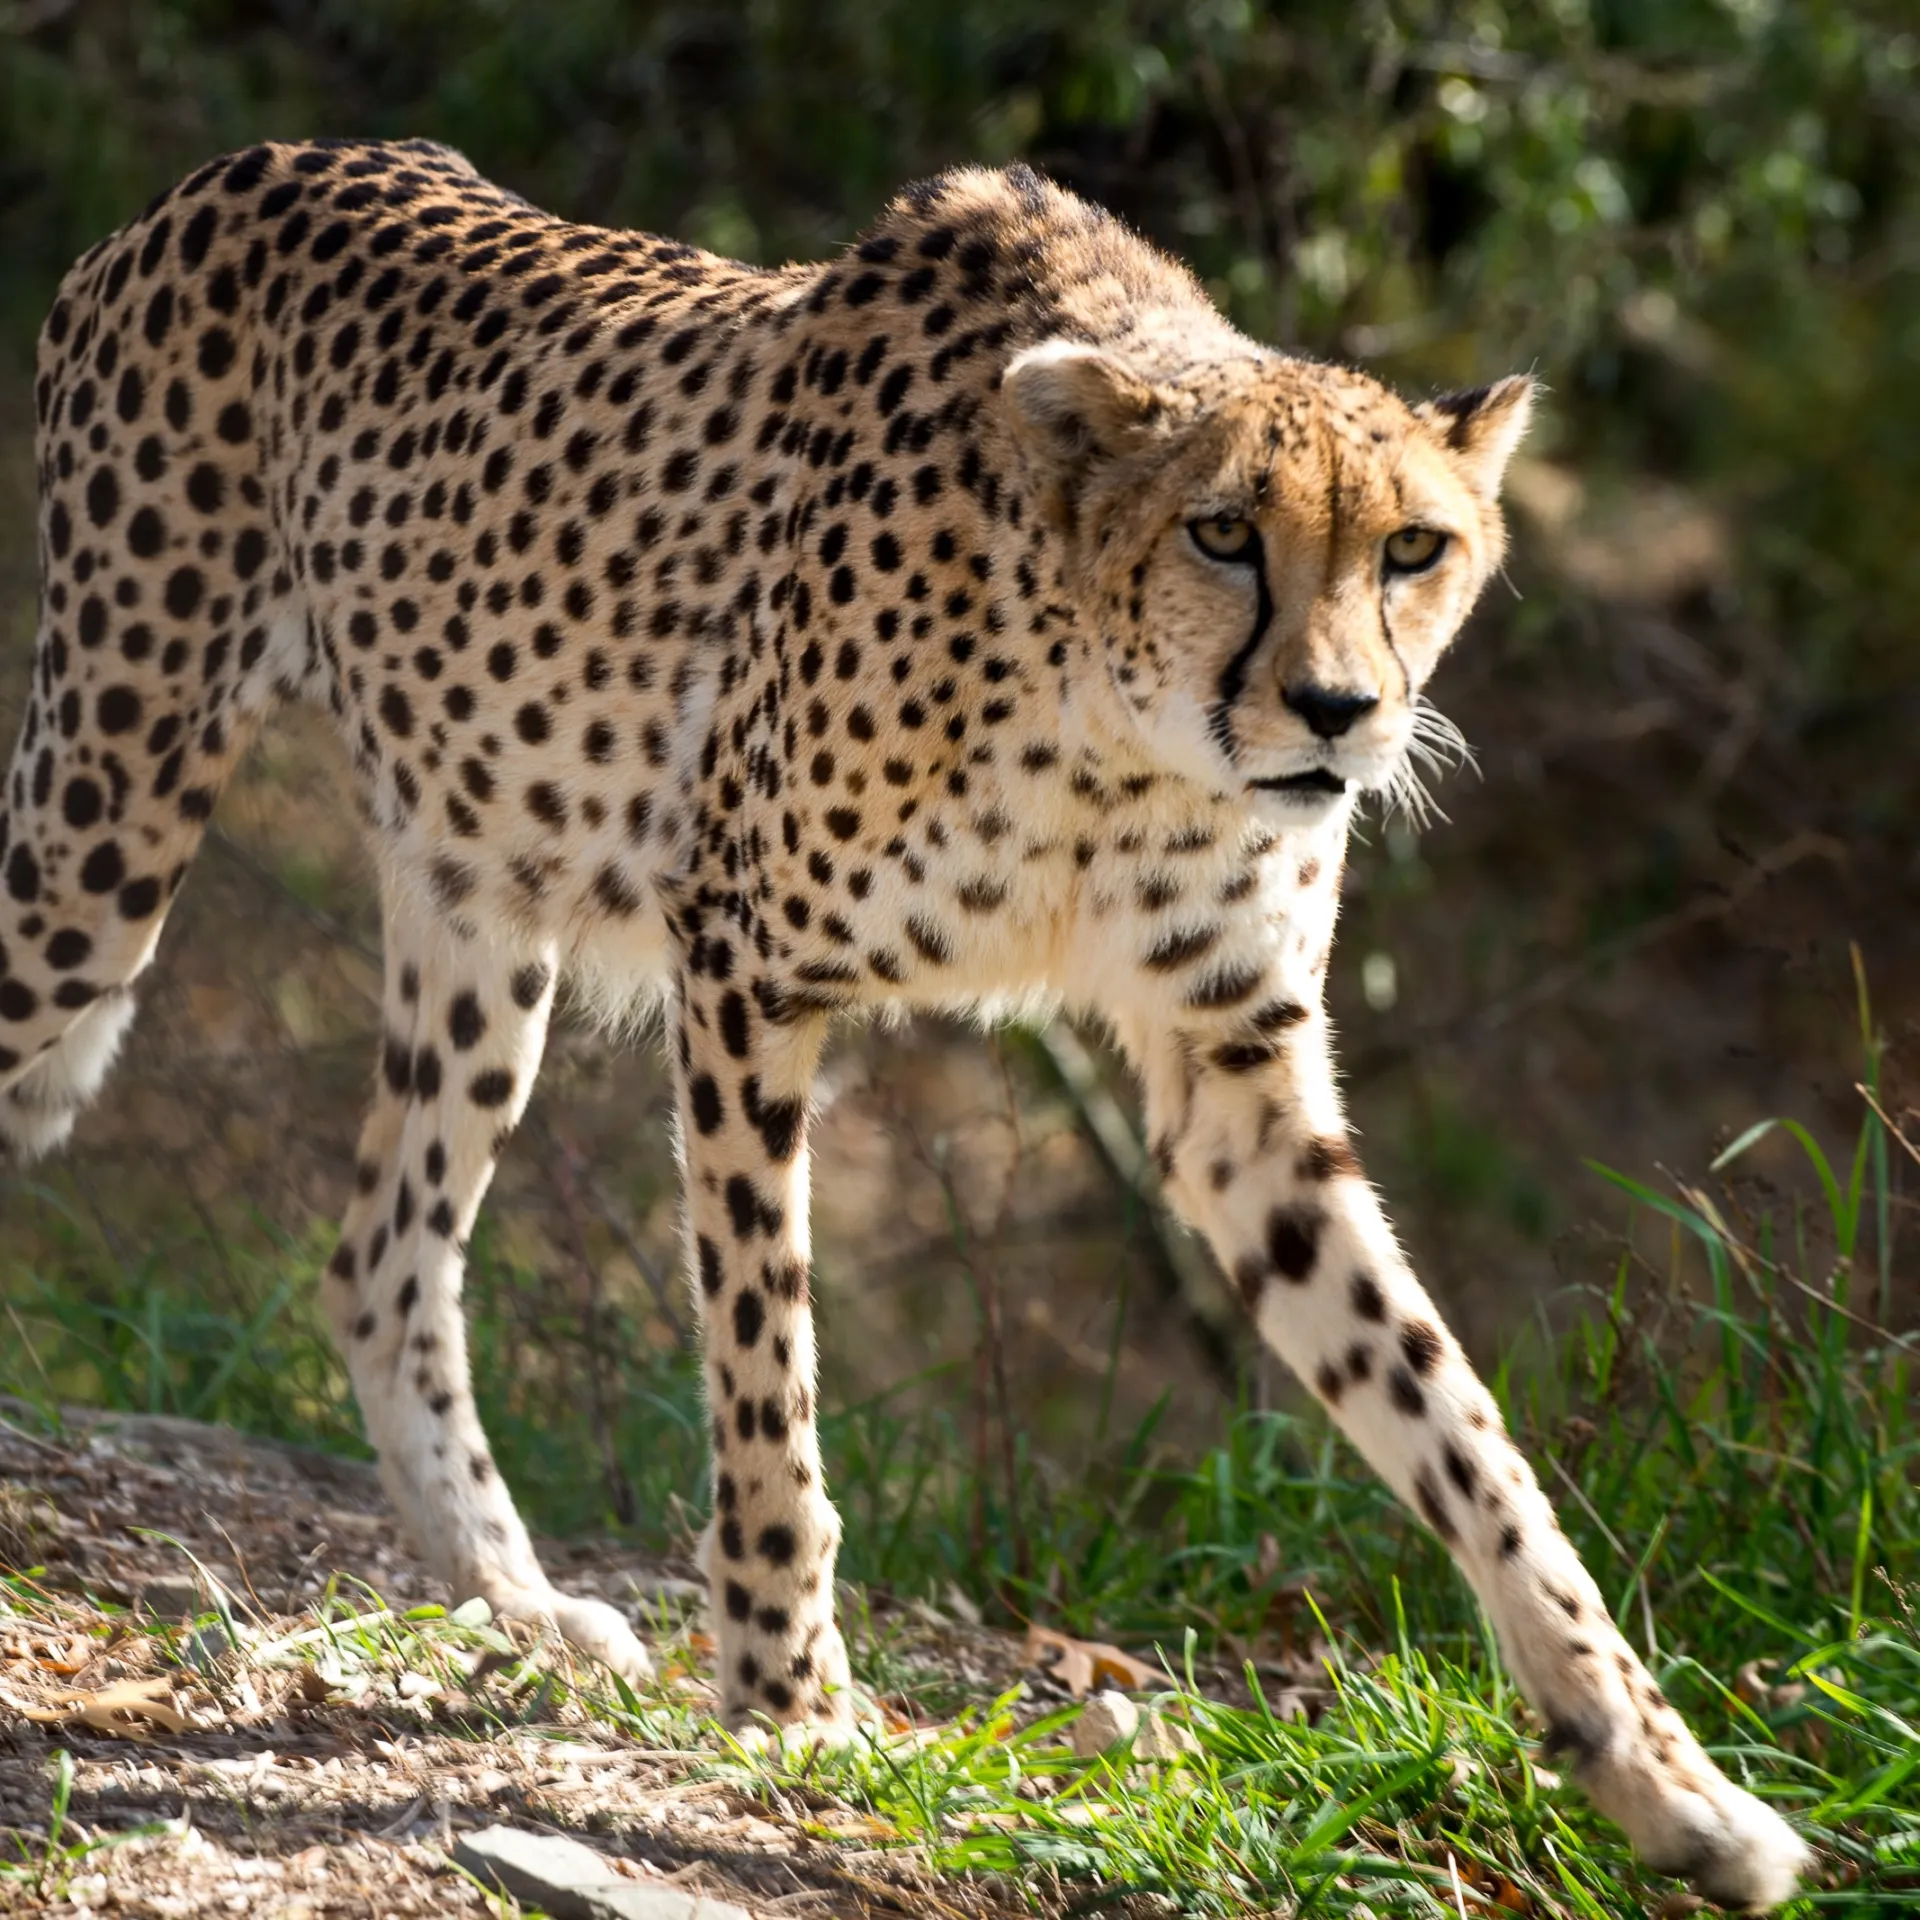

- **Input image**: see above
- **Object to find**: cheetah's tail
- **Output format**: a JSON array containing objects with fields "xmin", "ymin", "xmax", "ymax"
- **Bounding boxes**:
[{"xmin": 2, "ymin": 199, "xmax": 299, "ymax": 1159}]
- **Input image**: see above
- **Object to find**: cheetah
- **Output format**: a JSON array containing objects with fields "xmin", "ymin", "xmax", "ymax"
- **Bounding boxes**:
[{"xmin": 9, "ymin": 141, "xmax": 1805, "ymax": 1906}]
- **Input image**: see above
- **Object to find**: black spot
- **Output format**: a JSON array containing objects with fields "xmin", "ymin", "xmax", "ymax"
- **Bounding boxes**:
[
  {"xmin": 186, "ymin": 463, "xmax": 225, "ymax": 514},
  {"xmin": 383, "ymin": 1035, "xmax": 412, "ymax": 1095},
  {"xmin": 163, "ymin": 567, "xmax": 204, "ymax": 620},
  {"xmin": 1387, "ymin": 1367, "xmax": 1426, "ymax": 1416},
  {"xmin": 724, "ymin": 1173, "xmax": 759, "ymax": 1239},
  {"xmin": 179, "ymin": 203, "xmax": 218, "ymax": 269},
  {"xmin": 1399, "ymin": 1320, "xmax": 1443, "ymax": 1376},
  {"xmin": 85, "ymin": 467, "xmax": 120, "ymax": 528},
  {"xmin": 756, "ymin": 1096, "xmax": 803, "ymax": 1162},
  {"xmin": 1144, "ymin": 925, "xmax": 1220, "ymax": 971},
  {"xmin": 732, "ymin": 1288, "xmax": 765, "ymax": 1347},
  {"xmin": 468, "ymin": 1068, "xmax": 514, "ymax": 1108},
  {"xmin": 45, "ymin": 928, "xmax": 92, "ymax": 970},
  {"xmin": 690, "ymin": 1073, "xmax": 723, "ymax": 1133},
  {"xmin": 1414, "ymin": 1465, "xmax": 1457, "ymax": 1542},
  {"xmin": 1350, "ymin": 1271, "xmax": 1386, "ymax": 1321},
  {"xmin": 756, "ymin": 1524, "xmax": 796, "ymax": 1566},
  {"xmin": 61, "ymin": 779, "xmax": 103, "ymax": 829},
  {"xmin": 1265, "ymin": 1205, "xmax": 1321, "ymax": 1281},
  {"xmin": 197, "ymin": 327, "xmax": 235, "ymax": 379},
  {"xmin": 697, "ymin": 1234, "xmax": 724, "ymax": 1296},
  {"xmin": 447, "ymin": 990, "xmax": 486, "ymax": 1050},
  {"xmin": 79, "ymin": 842, "xmax": 126, "ymax": 893},
  {"xmin": 1299, "ymin": 1137, "xmax": 1361, "ymax": 1182},
  {"xmin": 126, "ymin": 506, "xmax": 165, "ymax": 558}
]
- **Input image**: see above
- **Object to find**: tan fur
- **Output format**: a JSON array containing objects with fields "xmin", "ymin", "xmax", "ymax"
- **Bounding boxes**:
[{"xmin": 7, "ymin": 143, "xmax": 1803, "ymax": 1907}]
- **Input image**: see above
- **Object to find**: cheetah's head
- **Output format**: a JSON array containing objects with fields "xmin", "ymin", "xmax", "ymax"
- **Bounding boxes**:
[{"xmin": 1003, "ymin": 340, "xmax": 1532, "ymax": 824}]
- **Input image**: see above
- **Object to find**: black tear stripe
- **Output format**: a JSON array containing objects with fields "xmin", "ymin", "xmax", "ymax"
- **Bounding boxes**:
[
  {"xmin": 1377, "ymin": 593, "xmax": 1411, "ymax": 702},
  {"xmin": 1206, "ymin": 535, "xmax": 1274, "ymax": 760}
]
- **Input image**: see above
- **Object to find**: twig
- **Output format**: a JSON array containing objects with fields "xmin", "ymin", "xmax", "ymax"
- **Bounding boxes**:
[
  {"xmin": 545, "ymin": 1126, "xmax": 637, "ymax": 1527},
  {"xmin": 1857, "ymin": 1083, "xmax": 1920, "ymax": 1172},
  {"xmin": 0, "ymin": 1400, "xmax": 65, "ymax": 1453},
  {"xmin": 578, "ymin": 1169, "xmax": 689, "ymax": 1347},
  {"xmin": 1033, "ymin": 1019, "xmax": 1241, "ymax": 1372},
  {"xmin": 205, "ymin": 826, "xmax": 380, "ymax": 967},
  {"xmin": 884, "ymin": 1053, "xmax": 1033, "ymax": 1597}
]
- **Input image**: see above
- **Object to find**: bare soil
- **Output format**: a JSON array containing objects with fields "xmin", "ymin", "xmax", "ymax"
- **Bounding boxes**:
[{"xmin": 0, "ymin": 1406, "xmax": 1076, "ymax": 1919}]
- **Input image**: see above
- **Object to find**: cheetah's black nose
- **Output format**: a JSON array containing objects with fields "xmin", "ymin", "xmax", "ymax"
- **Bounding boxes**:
[{"xmin": 1281, "ymin": 684, "xmax": 1380, "ymax": 740}]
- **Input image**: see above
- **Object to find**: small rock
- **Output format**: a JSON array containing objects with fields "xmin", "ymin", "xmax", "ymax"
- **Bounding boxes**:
[
  {"xmin": 1070, "ymin": 1690, "xmax": 1200, "ymax": 1762},
  {"xmin": 1070, "ymin": 1690, "xmax": 1140, "ymax": 1756},
  {"xmin": 586, "ymin": 1889, "xmax": 758, "ymax": 1919},
  {"xmin": 136, "ymin": 1577, "xmax": 206, "ymax": 1620},
  {"xmin": 452, "ymin": 1826, "xmax": 753, "ymax": 1920},
  {"xmin": 1135, "ymin": 1704, "xmax": 1200, "ymax": 1760},
  {"xmin": 186, "ymin": 1624, "xmax": 232, "ymax": 1671},
  {"xmin": 454, "ymin": 1825, "xmax": 617, "ymax": 1917}
]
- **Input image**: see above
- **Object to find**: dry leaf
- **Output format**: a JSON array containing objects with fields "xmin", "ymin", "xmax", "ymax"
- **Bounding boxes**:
[
  {"xmin": 22, "ymin": 1674, "xmax": 190, "ymax": 1739},
  {"xmin": 1449, "ymin": 1856, "xmax": 1532, "ymax": 1916},
  {"xmin": 1022, "ymin": 1623, "xmax": 1157, "ymax": 1697}
]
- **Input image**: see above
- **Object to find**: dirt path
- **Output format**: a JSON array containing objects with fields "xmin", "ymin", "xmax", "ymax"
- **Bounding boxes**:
[{"xmin": 0, "ymin": 1406, "xmax": 1059, "ymax": 1918}]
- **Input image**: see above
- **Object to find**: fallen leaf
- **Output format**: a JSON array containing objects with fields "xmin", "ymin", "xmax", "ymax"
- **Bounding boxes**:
[
  {"xmin": 22, "ymin": 1674, "xmax": 191, "ymax": 1738},
  {"xmin": 1022, "ymin": 1623, "xmax": 1157, "ymax": 1697}
]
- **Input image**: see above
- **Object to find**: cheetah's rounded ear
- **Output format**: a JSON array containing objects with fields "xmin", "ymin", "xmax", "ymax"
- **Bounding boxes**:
[
  {"xmin": 1002, "ymin": 340, "xmax": 1163, "ymax": 530},
  {"xmin": 1415, "ymin": 374, "xmax": 1535, "ymax": 501}
]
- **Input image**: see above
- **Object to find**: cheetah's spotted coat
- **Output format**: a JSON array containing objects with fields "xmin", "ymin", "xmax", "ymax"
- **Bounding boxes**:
[{"xmin": 10, "ymin": 141, "xmax": 1804, "ymax": 1906}]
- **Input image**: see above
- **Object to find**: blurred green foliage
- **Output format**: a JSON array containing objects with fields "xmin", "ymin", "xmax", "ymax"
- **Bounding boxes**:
[{"xmin": 1, "ymin": 1, "xmax": 1915, "ymax": 688}]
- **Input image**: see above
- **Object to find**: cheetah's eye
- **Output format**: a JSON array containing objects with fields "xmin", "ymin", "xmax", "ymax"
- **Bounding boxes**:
[
  {"xmin": 1383, "ymin": 526, "xmax": 1448, "ymax": 574},
  {"xmin": 1189, "ymin": 514, "xmax": 1257, "ymax": 562}
]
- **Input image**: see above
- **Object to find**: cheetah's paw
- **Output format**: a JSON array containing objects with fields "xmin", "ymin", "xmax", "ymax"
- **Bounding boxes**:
[
  {"xmin": 481, "ymin": 1584, "xmax": 654, "ymax": 1683},
  {"xmin": 1589, "ymin": 1746, "xmax": 1808, "ymax": 1911},
  {"xmin": 1660, "ymin": 1779, "xmax": 1809, "ymax": 1913}
]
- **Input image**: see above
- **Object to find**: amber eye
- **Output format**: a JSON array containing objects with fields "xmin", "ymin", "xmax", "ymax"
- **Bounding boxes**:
[
  {"xmin": 1190, "ymin": 514, "xmax": 1257, "ymax": 562},
  {"xmin": 1384, "ymin": 526, "xmax": 1448, "ymax": 573}
]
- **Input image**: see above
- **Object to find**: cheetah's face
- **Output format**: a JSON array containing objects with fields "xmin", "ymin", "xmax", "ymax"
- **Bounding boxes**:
[{"xmin": 1004, "ymin": 342, "xmax": 1532, "ymax": 821}]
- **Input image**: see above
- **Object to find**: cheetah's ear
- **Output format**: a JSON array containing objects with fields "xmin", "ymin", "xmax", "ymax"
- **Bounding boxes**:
[
  {"xmin": 1002, "ymin": 340, "xmax": 1162, "ymax": 529},
  {"xmin": 1415, "ymin": 375, "xmax": 1535, "ymax": 501}
]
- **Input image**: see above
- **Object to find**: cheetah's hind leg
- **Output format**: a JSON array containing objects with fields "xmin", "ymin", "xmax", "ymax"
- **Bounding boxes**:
[{"xmin": 319, "ymin": 886, "xmax": 651, "ymax": 1682}]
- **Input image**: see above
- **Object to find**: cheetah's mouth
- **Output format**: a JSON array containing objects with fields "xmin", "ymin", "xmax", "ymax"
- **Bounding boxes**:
[{"xmin": 1247, "ymin": 769, "xmax": 1350, "ymax": 797}]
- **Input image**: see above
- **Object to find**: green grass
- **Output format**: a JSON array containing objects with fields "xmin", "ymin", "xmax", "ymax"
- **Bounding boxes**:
[{"xmin": 3, "ymin": 1043, "xmax": 1918, "ymax": 1912}]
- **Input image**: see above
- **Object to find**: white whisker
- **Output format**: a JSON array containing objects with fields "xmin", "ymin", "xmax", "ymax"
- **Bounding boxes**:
[{"xmin": 1372, "ymin": 698, "xmax": 1474, "ymax": 830}]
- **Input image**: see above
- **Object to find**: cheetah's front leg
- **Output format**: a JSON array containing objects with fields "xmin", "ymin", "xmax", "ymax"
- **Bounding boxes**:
[
  {"xmin": 323, "ymin": 892, "xmax": 649, "ymax": 1680},
  {"xmin": 673, "ymin": 966, "xmax": 853, "ymax": 1728},
  {"xmin": 1117, "ymin": 1004, "xmax": 1808, "ymax": 1910}
]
